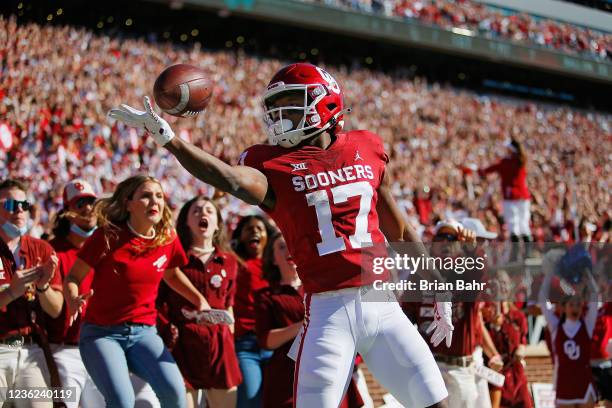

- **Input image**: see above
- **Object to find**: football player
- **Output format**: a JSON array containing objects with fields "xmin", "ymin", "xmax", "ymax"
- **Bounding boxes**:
[{"xmin": 110, "ymin": 63, "xmax": 453, "ymax": 408}]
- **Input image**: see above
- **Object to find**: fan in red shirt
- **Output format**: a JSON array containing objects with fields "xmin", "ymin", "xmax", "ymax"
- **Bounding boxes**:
[
  {"xmin": 256, "ymin": 232, "xmax": 366, "ymax": 408},
  {"xmin": 0, "ymin": 178, "xmax": 62, "ymax": 406},
  {"xmin": 413, "ymin": 220, "xmax": 501, "ymax": 408},
  {"xmin": 63, "ymin": 175, "xmax": 209, "ymax": 408},
  {"xmin": 231, "ymin": 214, "xmax": 275, "ymax": 408},
  {"xmin": 590, "ymin": 299, "xmax": 612, "ymax": 405},
  {"xmin": 47, "ymin": 179, "xmax": 161, "ymax": 408},
  {"xmin": 482, "ymin": 298, "xmax": 533, "ymax": 408},
  {"xmin": 46, "ymin": 178, "xmax": 102, "ymax": 408},
  {"xmin": 157, "ymin": 195, "xmax": 241, "ymax": 408},
  {"xmin": 477, "ymin": 139, "xmax": 531, "ymax": 260}
]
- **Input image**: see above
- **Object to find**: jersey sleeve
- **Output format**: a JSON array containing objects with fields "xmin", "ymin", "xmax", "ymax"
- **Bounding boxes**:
[
  {"xmin": 167, "ymin": 234, "xmax": 189, "ymax": 270},
  {"xmin": 49, "ymin": 257, "xmax": 63, "ymax": 290},
  {"xmin": 77, "ymin": 228, "xmax": 108, "ymax": 268},
  {"xmin": 360, "ymin": 131, "xmax": 389, "ymax": 161},
  {"xmin": 478, "ymin": 160, "xmax": 504, "ymax": 177},
  {"xmin": 35, "ymin": 239, "xmax": 62, "ymax": 290},
  {"xmin": 364, "ymin": 131, "xmax": 389, "ymax": 184},
  {"xmin": 238, "ymin": 144, "xmax": 268, "ymax": 173}
]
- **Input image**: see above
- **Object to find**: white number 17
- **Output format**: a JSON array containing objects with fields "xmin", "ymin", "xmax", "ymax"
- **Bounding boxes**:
[{"xmin": 305, "ymin": 181, "xmax": 374, "ymax": 256}]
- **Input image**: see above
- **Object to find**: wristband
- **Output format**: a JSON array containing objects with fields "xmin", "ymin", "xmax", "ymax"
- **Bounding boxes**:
[{"xmin": 36, "ymin": 283, "xmax": 50, "ymax": 293}]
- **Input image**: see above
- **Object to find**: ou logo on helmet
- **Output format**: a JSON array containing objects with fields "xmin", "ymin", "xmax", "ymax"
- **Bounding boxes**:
[
  {"xmin": 315, "ymin": 67, "xmax": 341, "ymax": 95},
  {"xmin": 563, "ymin": 339, "xmax": 580, "ymax": 360}
]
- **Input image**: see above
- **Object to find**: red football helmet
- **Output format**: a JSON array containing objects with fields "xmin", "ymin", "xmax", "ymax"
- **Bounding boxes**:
[{"xmin": 263, "ymin": 63, "xmax": 345, "ymax": 147}]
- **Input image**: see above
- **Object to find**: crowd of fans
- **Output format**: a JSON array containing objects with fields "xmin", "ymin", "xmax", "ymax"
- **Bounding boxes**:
[
  {"xmin": 0, "ymin": 14, "xmax": 611, "ymax": 408},
  {"xmin": 303, "ymin": 0, "xmax": 612, "ymax": 60},
  {"xmin": 0, "ymin": 16, "xmax": 610, "ymax": 243}
]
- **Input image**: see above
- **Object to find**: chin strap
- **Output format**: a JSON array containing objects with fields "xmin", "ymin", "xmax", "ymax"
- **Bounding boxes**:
[
  {"xmin": 329, "ymin": 107, "xmax": 351, "ymax": 126},
  {"xmin": 275, "ymin": 107, "xmax": 352, "ymax": 147},
  {"xmin": 326, "ymin": 107, "xmax": 351, "ymax": 135}
]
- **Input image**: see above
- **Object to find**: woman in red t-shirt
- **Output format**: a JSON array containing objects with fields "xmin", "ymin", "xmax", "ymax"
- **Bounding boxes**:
[
  {"xmin": 255, "ymin": 232, "xmax": 303, "ymax": 408},
  {"xmin": 63, "ymin": 175, "xmax": 209, "ymax": 408},
  {"xmin": 482, "ymin": 300, "xmax": 532, "ymax": 408},
  {"xmin": 255, "ymin": 232, "xmax": 365, "ymax": 408},
  {"xmin": 157, "ymin": 195, "xmax": 242, "ymax": 408},
  {"xmin": 231, "ymin": 215, "xmax": 276, "ymax": 408}
]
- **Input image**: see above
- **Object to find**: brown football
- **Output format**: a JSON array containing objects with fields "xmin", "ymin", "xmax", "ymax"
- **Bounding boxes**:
[{"xmin": 153, "ymin": 64, "xmax": 213, "ymax": 117}]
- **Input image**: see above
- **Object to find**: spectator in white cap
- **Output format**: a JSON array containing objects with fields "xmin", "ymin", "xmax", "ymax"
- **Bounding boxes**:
[
  {"xmin": 460, "ymin": 217, "xmax": 505, "ymax": 408},
  {"xmin": 461, "ymin": 218, "xmax": 498, "ymax": 242},
  {"xmin": 55, "ymin": 180, "xmax": 98, "ymax": 241},
  {"xmin": 45, "ymin": 179, "xmax": 102, "ymax": 408},
  {"xmin": 419, "ymin": 220, "xmax": 504, "ymax": 408}
]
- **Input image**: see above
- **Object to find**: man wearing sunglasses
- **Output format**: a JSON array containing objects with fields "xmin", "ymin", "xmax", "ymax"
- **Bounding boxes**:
[
  {"xmin": 410, "ymin": 220, "xmax": 501, "ymax": 408},
  {"xmin": 0, "ymin": 178, "xmax": 63, "ymax": 407}
]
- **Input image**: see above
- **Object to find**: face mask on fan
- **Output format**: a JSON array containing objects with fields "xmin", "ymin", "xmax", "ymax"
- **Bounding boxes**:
[
  {"xmin": 1, "ymin": 221, "xmax": 28, "ymax": 239},
  {"xmin": 70, "ymin": 224, "xmax": 97, "ymax": 238}
]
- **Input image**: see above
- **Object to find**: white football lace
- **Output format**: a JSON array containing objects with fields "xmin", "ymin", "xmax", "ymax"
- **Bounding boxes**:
[{"xmin": 182, "ymin": 110, "xmax": 201, "ymax": 117}]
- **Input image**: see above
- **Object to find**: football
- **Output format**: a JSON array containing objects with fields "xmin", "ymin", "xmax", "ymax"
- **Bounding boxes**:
[{"xmin": 153, "ymin": 64, "xmax": 213, "ymax": 117}]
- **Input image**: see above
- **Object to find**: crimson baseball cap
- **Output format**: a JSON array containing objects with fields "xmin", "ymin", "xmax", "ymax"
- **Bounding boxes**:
[{"xmin": 63, "ymin": 179, "xmax": 97, "ymax": 206}]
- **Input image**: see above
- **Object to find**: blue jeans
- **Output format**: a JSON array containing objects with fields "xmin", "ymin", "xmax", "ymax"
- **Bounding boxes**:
[
  {"xmin": 235, "ymin": 333, "xmax": 273, "ymax": 408},
  {"xmin": 79, "ymin": 323, "xmax": 186, "ymax": 408}
]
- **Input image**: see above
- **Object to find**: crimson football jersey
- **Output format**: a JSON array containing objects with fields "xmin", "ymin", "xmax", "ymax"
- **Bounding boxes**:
[
  {"xmin": 239, "ymin": 130, "xmax": 390, "ymax": 293},
  {"xmin": 479, "ymin": 156, "xmax": 530, "ymax": 200}
]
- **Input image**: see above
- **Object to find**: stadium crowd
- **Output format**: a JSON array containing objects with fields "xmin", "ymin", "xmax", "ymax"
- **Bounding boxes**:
[
  {"xmin": 0, "ymin": 16, "xmax": 609, "ymax": 243},
  {"xmin": 303, "ymin": 0, "xmax": 612, "ymax": 60},
  {"xmin": 0, "ymin": 13, "xmax": 611, "ymax": 408}
]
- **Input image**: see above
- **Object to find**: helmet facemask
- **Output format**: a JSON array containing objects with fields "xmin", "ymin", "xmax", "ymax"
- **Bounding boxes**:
[{"xmin": 263, "ymin": 83, "xmax": 329, "ymax": 148}]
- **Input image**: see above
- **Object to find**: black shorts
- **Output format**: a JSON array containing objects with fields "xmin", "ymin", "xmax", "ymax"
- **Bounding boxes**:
[{"xmin": 592, "ymin": 361, "xmax": 612, "ymax": 401}]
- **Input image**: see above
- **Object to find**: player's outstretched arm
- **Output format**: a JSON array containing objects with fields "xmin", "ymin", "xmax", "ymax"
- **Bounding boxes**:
[
  {"xmin": 165, "ymin": 137, "xmax": 271, "ymax": 206},
  {"xmin": 109, "ymin": 97, "xmax": 273, "ymax": 207}
]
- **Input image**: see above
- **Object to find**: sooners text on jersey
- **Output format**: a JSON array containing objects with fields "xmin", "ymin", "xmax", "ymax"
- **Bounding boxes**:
[{"xmin": 240, "ymin": 130, "xmax": 390, "ymax": 293}]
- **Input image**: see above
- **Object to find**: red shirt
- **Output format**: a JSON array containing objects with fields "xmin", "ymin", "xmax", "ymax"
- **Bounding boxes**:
[
  {"xmin": 234, "ymin": 258, "xmax": 267, "ymax": 337},
  {"xmin": 158, "ymin": 249, "xmax": 238, "ymax": 323},
  {"xmin": 77, "ymin": 225, "xmax": 188, "ymax": 326},
  {"xmin": 487, "ymin": 311, "xmax": 533, "ymax": 408},
  {"xmin": 0, "ymin": 236, "xmax": 59, "ymax": 338},
  {"xmin": 46, "ymin": 236, "xmax": 94, "ymax": 344},
  {"xmin": 590, "ymin": 303, "xmax": 612, "ymax": 360},
  {"xmin": 254, "ymin": 284, "xmax": 365, "ymax": 408},
  {"xmin": 157, "ymin": 249, "xmax": 241, "ymax": 390},
  {"xmin": 507, "ymin": 307, "xmax": 528, "ymax": 346},
  {"xmin": 256, "ymin": 283, "xmax": 305, "ymax": 408},
  {"xmin": 240, "ymin": 130, "xmax": 390, "ymax": 293},
  {"xmin": 479, "ymin": 156, "xmax": 530, "ymax": 200}
]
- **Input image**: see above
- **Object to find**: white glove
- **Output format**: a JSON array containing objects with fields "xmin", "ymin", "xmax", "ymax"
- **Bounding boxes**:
[
  {"xmin": 108, "ymin": 96, "xmax": 175, "ymax": 146},
  {"xmin": 426, "ymin": 293, "xmax": 454, "ymax": 348}
]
